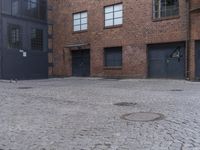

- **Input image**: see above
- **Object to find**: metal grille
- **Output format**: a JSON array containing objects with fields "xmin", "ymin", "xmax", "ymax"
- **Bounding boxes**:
[
  {"xmin": 153, "ymin": 0, "xmax": 179, "ymax": 19},
  {"xmin": 8, "ymin": 24, "xmax": 22, "ymax": 49},
  {"xmin": 31, "ymin": 28, "xmax": 43, "ymax": 50}
]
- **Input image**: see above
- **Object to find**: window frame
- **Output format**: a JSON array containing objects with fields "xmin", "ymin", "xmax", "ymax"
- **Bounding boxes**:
[
  {"xmin": 104, "ymin": 3, "xmax": 123, "ymax": 29},
  {"xmin": 104, "ymin": 47, "xmax": 123, "ymax": 68},
  {"xmin": 152, "ymin": 0, "xmax": 179, "ymax": 21},
  {"xmin": 72, "ymin": 11, "xmax": 88, "ymax": 33}
]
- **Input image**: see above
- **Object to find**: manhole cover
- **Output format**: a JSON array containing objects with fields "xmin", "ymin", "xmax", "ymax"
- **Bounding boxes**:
[
  {"xmin": 114, "ymin": 102, "xmax": 137, "ymax": 107},
  {"xmin": 18, "ymin": 87, "xmax": 33, "ymax": 89},
  {"xmin": 121, "ymin": 112, "xmax": 164, "ymax": 122},
  {"xmin": 170, "ymin": 89, "xmax": 183, "ymax": 92}
]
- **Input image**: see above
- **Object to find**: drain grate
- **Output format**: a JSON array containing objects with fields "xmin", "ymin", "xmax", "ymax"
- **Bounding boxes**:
[
  {"xmin": 121, "ymin": 112, "xmax": 164, "ymax": 122},
  {"xmin": 18, "ymin": 87, "xmax": 33, "ymax": 89},
  {"xmin": 114, "ymin": 102, "xmax": 137, "ymax": 107},
  {"xmin": 170, "ymin": 89, "xmax": 183, "ymax": 92}
]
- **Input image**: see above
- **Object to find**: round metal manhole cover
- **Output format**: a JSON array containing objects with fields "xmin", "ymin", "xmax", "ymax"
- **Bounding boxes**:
[
  {"xmin": 121, "ymin": 112, "xmax": 164, "ymax": 122},
  {"xmin": 18, "ymin": 87, "xmax": 33, "ymax": 89},
  {"xmin": 114, "ymin": 102, "xmax": 137, "ymax": 107}
]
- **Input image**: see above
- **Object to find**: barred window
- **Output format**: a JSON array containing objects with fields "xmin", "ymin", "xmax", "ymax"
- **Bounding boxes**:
[
  {"xmin": 31, "ymin": 29, "xmax": 43, "ymax": 50},
  {"xmin": 104, "ymin": 3, "xmax": 123, "ymax": 27},
  {"xmin": 104, "ymin": 47, "xmax": 122, "ymax": 67},
  {"xmin": 8, "ymin": 24, "xmax": 22, "ymax": 49},
  {"xmin": 153, "ymin": 0, "xmax": 179, "ymax": 19},
  {"xmin": 73, "ymin": 11, "xmax": 88, "ymax": 32}
]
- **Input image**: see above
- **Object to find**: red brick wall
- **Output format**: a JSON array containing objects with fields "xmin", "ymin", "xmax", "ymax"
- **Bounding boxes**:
[{"xmin": 49, "ymin": 0, "xmax": 196, "ymax": 78}]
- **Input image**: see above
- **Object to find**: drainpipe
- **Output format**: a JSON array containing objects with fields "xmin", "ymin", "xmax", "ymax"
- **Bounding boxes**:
[
  {"xmin": 185, "ymin": 0, "xmax": 191, "ymax": 80},
  {"xmin": 0, "ymin": 0, "xmax": 2, "ymax": 78}
]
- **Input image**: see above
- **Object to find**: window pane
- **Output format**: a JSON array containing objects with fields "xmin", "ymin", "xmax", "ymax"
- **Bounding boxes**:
[
  {"xmin": 81, "ymin": 12, "xmax": 87, "ymax": 18},
  {"xmin": 105, "ymin": 12, "xmax": 113, "ymax": 20},
  {"xmin": 114, "ymin": 18, "xmax": 122, "ymax": 25},
  {"xmin": 74, "ymin": 25, "xmax": 81, "ymax": 31},
  {"xmin": 114, "ymin": 11, "xmax": 122, "ymax": 18},
  {"xmin": 74, "ymin": 19, "xmax": 80, "ymax": 26},
  {"xmin": 105, "ymin": 6, "xmax": 113, "ymax": 13},
  {"xmin": 81, "ymin": 18, "xmax": 87, "ymax": 24},
  {"xmin": 74, "ymin": 13, "xmax": 80, "ymax": 19},
  {"xmin": 114, "ymin": 4, "xmax": 122, "ymax": 11},
  {"xmin": 81, "ymin": 24, "xmax": 87, "ymax": 30},
  {"xmin": 105, "ymin": 20, "xmax": 113, "ymax": 27}
]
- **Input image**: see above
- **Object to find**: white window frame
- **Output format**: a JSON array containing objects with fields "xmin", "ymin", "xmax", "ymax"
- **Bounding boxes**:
[
  {"xmin": 104, "ymin": 3, "xmax": 123, "ymax": 28},
  {"xmin": 73, "ymin": 11, "xmax": 88, "ymax": 32}
]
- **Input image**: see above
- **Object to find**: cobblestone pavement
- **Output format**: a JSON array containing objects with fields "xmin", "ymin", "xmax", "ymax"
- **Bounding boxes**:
[{"xmin": 0, "ymin": 78, "xmax": 200, "ymax": 150}]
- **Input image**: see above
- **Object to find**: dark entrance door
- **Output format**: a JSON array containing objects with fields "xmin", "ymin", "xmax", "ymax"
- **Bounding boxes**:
[
  {"xmin": 2, "ymin": 17, "xmax": 48, "ymax": 79},
  {"xmin": 148, "ymin": 43, "xmax": 185, "ymax": 79},
  {"xmin": 72, "ymin": 50, "xmax": 90, "ymax": 76},
  {"xmin": 195, "ymin": 41, "xmax": 200, "ymax": 79}
]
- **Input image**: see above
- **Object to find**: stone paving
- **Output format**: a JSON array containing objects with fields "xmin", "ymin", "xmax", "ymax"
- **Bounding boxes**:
[{"xmin": 0, "ymin": 78, "xmax": 200, "ymax": 150}]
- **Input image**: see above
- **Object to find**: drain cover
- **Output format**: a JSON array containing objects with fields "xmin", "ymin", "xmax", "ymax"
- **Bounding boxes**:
[
  {"xmin": 114, "ymin": 102, "xmax": 137, "ymax": 107},
  {"xmin": 18, "ymin": 87, "xmax": 33, "ymax": 89},
  {"xmin": 121, "ymin": 112, "xmax": 164, "ymax": 122}
]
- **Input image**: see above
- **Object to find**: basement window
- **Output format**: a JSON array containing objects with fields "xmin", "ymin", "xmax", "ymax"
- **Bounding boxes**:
[
  {"xmin": 73, "ymin": 11, "xmax": 88, "ymax": 32},
  {"xmin": 153, "ymin": 0, "xmax": 179, "ymax": 19},
  {"xmin": 104, "ymin": 47, "xmax": 122, "ymax": 67},
  {"xmin": 104, "ymin": 3, "xmax": 123, "ymax": 27}
]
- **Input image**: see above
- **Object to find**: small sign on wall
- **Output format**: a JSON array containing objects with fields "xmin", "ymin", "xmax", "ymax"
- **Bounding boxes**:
[{"xmin": 23, "ymin": 52, "xmax": 27, "ymax": 57}]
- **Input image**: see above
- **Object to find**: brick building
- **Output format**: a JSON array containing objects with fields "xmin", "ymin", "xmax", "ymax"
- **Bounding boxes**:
[{"xmin": 48, "ymin": 0, "xmax": 200, "ymax": 80}]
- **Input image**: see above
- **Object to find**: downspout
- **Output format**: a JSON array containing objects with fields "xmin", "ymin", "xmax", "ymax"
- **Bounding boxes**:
[
  {"xmin": 0, "ymin": 0, "xmax": 2, "ymax": 78},
  {"xmin": 185, "ymin": 0, "xmax": 190, "ymax": 80}
]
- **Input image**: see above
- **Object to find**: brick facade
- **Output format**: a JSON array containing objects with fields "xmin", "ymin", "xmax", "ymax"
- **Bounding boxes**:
[{"xmin": 48, "ymin": 0, "xmax": 200, "ymax": 80}]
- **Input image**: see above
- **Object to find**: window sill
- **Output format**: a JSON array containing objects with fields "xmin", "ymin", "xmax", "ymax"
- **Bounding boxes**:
[
  {"xmin": 72, "ymin": 30, "xmax": 88, "ymax": 34},
  {"xmin": 152, "ymin": 15, "xmax": 180, "ymax": 22},
  {"xmin": 104, "ymin": 24, "xmax": 123, "ymax": 30},
  {"xmin": 104, "ymin": 66, "xmax": 122, "ymax": 70}
]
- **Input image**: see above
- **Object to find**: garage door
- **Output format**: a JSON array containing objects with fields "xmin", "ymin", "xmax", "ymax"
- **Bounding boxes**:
[
  {"xmin": 72, "ymin": 49, "xmax": 90, "ymax": 77},
  {"xmin": 148, "ymin": 43, "xmax": 185, "ymax": 79}
]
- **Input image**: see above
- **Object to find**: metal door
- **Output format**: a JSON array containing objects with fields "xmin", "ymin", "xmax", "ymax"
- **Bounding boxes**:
[
  {"xmin": 195, "ymin": 41, "xmax": 200, "ymax": 79},
  {"xmin": 148, "ymin": 43, "xmax": 185, "ymax": 79},
  {"xmin": 2, "ymin": 17, "xmax": 48, "ymax": 79},
  {"xmin": 72, "ymin": 50, "xmax": 90, "ymax": 77}
]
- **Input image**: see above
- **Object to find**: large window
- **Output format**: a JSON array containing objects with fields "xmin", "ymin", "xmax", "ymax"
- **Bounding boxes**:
[
  {"xmin": 2, "ymin": 0, "xmax": 47, "ymax": 20},
  {"xmin": 31, "ymin": 28, "xmax": 43, "ymax": 50},
  {"xmin": 73, "ymin": 11, "xmax": 88, "ymax": 32},
  {"xmin": 104, "ymin": 47, "xmax": 122, "ymax": 67},
  {"xmin": 12, "ymin": 0, "xmax": 20, "ymax": 16},
  {"xmin": 153, "ymin": 0, "xmax": 179, "ymax": 19},
  {"xmin": 24, "ymin": 0, "xmax": 47, "ymax": 20},
  {"xmin": 104, "ymin": 3, "xmax": 123, "ymax": 28},
  {"xmin": 8, "ymin": 24, "xmax": 22, "ymax": 49}
]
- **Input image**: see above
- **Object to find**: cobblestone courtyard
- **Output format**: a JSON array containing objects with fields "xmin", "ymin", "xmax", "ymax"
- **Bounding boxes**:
[{"xmin": 0, "ymin": 78, "xmax": 200, "ymax": 150}]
